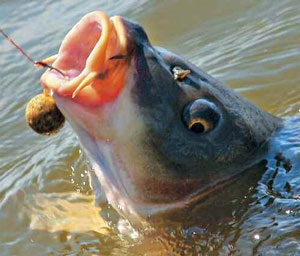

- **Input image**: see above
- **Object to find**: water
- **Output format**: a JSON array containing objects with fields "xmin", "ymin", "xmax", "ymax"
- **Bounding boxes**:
[{"xmin": 0, "ymin": 0, "xmax": 299, "ymax": 255}]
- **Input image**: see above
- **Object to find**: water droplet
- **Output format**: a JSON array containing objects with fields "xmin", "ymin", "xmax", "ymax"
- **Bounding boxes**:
[
  {"xmin": 253, "ymin": 233, "xmax": 260, "ymax": 240},
  {"xmin": 131, "ymin": 230, "xmax": 139, "ymax": 240},
  {"xmin": 285, "ymin": 209, "xmax": 293, "ymax": 215}
]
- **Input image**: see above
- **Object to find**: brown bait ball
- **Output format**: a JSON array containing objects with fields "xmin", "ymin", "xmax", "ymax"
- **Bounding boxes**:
[{"xmin": 26, "ymin": 93, "xmax": 65, "ymax": 135}]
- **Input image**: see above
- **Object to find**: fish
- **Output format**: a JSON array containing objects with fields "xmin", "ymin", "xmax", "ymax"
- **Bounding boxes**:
[{"xmin": 40, "ymin": 11, "xmax": 281, "ymax": 225}]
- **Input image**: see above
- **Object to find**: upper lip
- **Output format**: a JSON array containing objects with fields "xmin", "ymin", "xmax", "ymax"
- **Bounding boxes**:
[{"xmin": 40, "ymin": 11, "xmax": 129, "ymax": 106}]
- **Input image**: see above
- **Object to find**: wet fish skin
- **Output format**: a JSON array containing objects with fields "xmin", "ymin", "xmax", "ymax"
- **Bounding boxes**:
[{"xmin": 41, "ymin": 13, "xmax": 281, "ymax": 221}]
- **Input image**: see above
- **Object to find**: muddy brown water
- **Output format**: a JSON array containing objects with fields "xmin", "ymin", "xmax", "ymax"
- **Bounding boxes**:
[{"xmin": 0, "ymin": 0, "xmax": 299, "ymax": 255}]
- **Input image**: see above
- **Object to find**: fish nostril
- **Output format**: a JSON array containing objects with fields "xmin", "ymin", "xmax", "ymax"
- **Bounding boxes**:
[{"xmin": 182, "ymin": 99, "xmax": 221, "ymax": 134}]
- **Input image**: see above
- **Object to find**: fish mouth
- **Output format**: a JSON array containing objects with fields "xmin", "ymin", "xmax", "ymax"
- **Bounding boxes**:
[{"xmin": 40, "ymin": 11, "xmax": 129, "ymax": 106}]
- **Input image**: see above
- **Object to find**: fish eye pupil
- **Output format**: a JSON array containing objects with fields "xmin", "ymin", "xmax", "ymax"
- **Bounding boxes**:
[
  {"xmin": 190, "ymin": 122, "xmax": 205, "ymax": 133},
  {"xmin": 182, "ymin": 99, "xmax": 221, "ymax": 134}
]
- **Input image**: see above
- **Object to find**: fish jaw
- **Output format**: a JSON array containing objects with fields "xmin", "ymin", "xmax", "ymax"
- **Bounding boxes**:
[
  {"xmin": 39, "ymin": 10, "xmax": 180, "ymax": 220},
  {"xmin": 40, "ymin": 11, "xmax": 130, "ymax": 106},
  {"xmin": 39, "ymin": 11, "xmax": 149, "ymax": 220},
  {"xmin": 51, "ymin": 81, "xmax": 161, "ymax": 223}
]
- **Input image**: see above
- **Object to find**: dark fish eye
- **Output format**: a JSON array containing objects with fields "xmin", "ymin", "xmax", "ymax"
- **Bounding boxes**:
[{"xmin": 182, "ymin": 99, "xmax": 221, "ymax": 134}]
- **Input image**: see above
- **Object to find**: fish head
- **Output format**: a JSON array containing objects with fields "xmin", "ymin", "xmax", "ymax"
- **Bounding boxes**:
[{"xmin": 40, "ymin": 11, "xmax": 280, "ymax": 221}]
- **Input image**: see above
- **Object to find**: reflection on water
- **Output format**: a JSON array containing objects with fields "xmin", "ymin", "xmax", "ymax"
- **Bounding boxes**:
[{"xmin": 0, "ymin": 0, "xmax": 299, "ymax": 255}]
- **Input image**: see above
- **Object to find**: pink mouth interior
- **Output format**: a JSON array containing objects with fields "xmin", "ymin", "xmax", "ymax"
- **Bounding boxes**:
[
  {"xmin": 40, "ymin": 12, "xmax": 128, "ymax": 106},
  {"xmin": 56, "ymin": 18, "xmax": 102, "ymax": 79}
]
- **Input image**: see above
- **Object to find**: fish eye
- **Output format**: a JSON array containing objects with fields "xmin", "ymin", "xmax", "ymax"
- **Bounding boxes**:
[{"xmin": 182, "ymin": 99, "xmax": 221, "ymax": 134}]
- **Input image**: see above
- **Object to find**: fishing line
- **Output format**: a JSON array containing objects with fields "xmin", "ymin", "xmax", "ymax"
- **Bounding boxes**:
[{"xmin": 0, "ymin": 28, "xmax": 65, "ymax": 76}]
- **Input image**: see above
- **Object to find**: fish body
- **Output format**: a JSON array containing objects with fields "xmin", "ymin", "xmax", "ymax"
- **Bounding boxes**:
[{"xmin": 41, "ymin": 11, "xmax": 280, "ymax": 224}]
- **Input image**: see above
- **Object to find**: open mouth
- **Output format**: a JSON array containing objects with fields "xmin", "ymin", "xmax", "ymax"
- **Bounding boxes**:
[{"xmin": 40, "ymin": 11, "xmax": 129, "ymax": 106}]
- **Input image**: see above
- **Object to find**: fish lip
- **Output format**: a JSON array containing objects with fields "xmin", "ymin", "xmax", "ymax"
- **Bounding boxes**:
[{"xmin": 40, "ymin": 11, "xmax": 130, "ymax": 106}]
